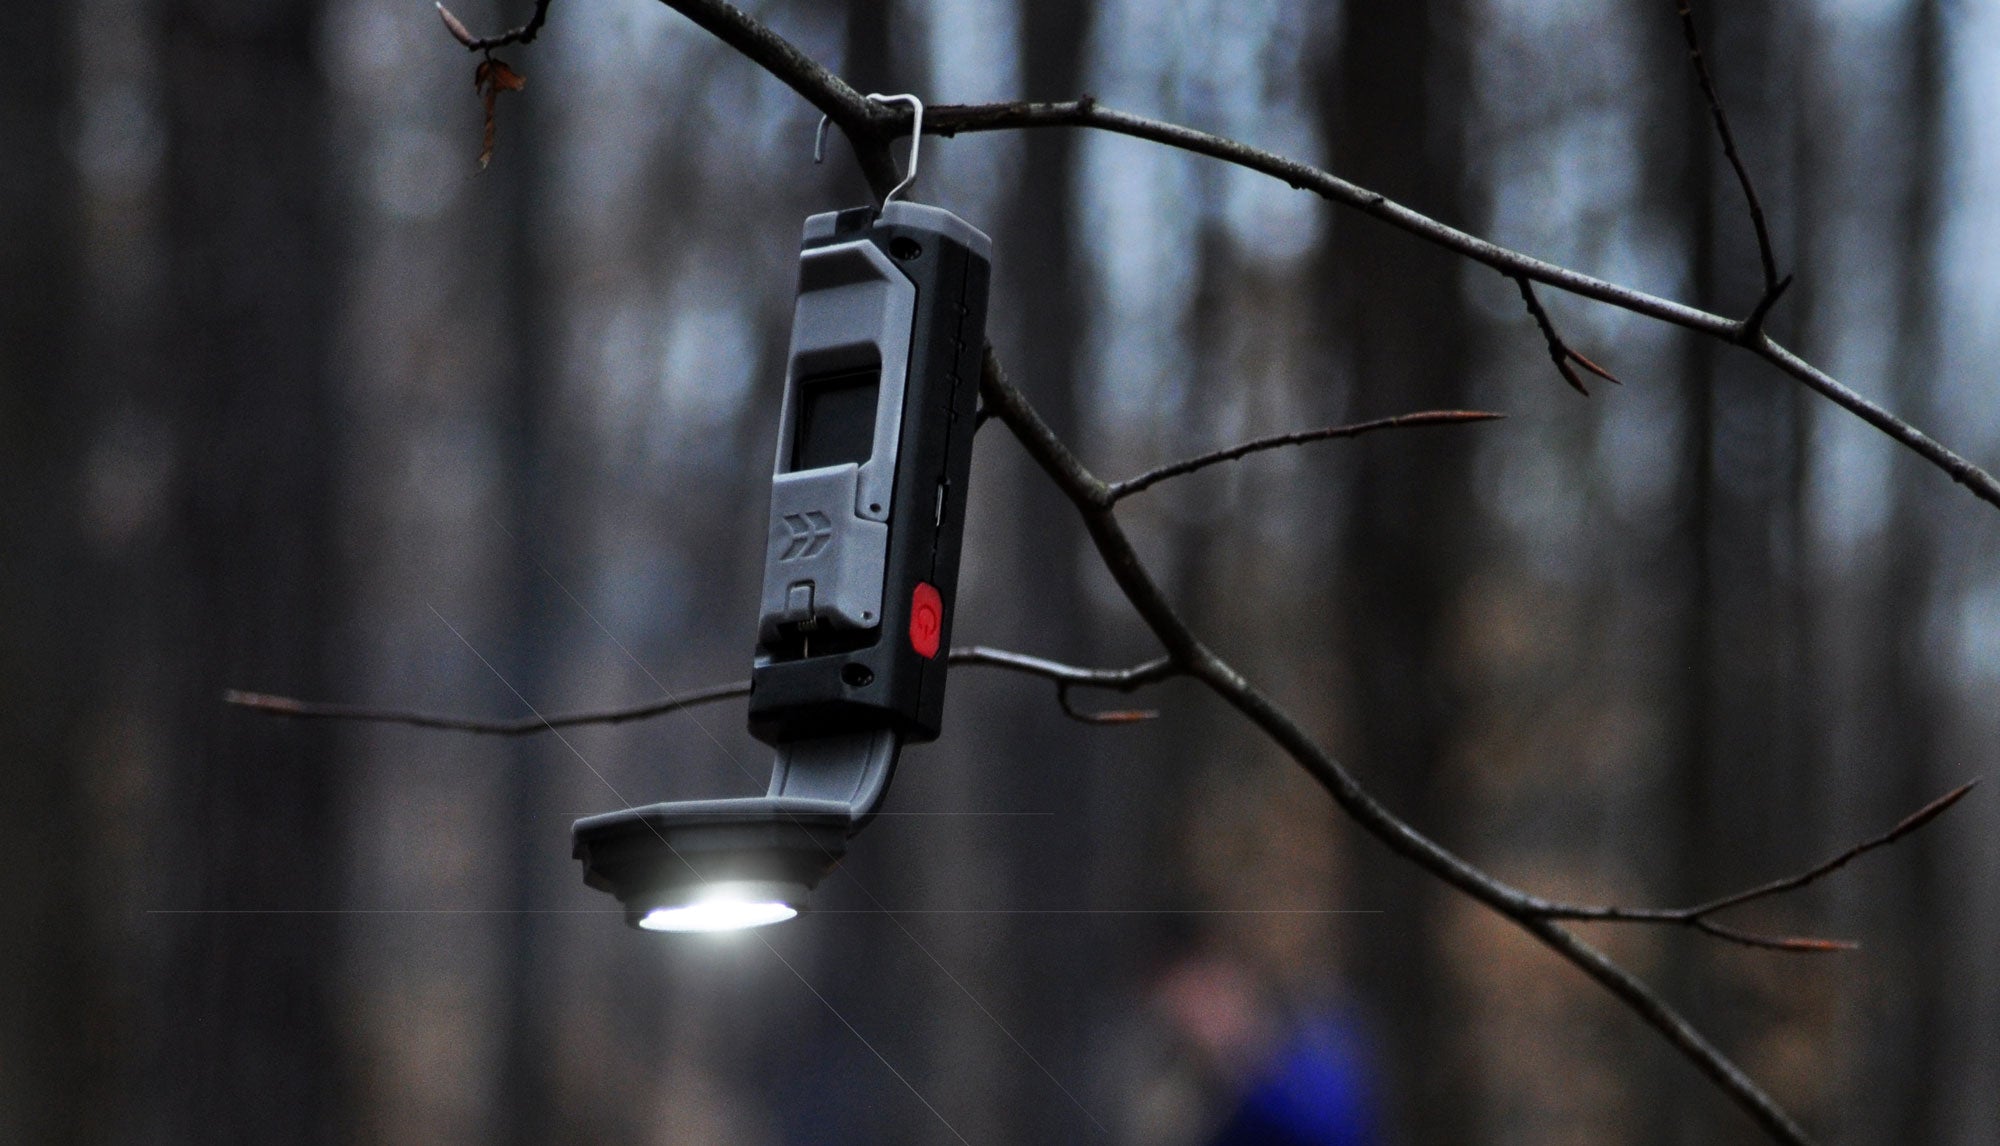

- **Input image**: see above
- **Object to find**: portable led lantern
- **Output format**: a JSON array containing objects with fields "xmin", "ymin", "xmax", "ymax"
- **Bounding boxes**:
[{"xmin": 573, "ymin": 105, "xmax": 992, "ymax": 931}]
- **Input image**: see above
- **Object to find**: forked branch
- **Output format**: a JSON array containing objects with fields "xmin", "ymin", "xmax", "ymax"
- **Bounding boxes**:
[
  {"xmin": 1514, "ymin": 275, "xmax": 1623, "ymax": 396},
  {"xmin": 1539, "ymin": 780, "xmax": 1982, "ymax": 951},
  {"xmin": 970, "ymin": 347, "xmax": 1816, "ymax": 1145},
  {"xmin": 912, "ymin": 98, "xmax": 2000, "ymax": 510}
]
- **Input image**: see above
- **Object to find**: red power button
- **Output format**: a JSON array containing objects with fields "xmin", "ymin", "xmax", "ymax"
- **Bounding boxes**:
[{"xmin": 909, "ymin": 582, "xmax": 943, "ymax": 659}]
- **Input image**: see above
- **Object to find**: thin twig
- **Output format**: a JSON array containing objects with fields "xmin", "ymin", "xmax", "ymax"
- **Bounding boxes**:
[
  {"xmin": 1691, "ymin": 919, "xmax": 1856, "ymax": 954},
  {"xmin": 947, "ymin": 645, "xmax": 1177, "ymax": 689},
  {"xmin": 226, "ymin": 647, "xmax": 1178, "ymax": 737},
  {"xmin": 1105, "ymin": 411, "xmax": 1503, "ymax": 503},
  {"xmin": 437, "ymin": 0, "xmax": 555, "ymax": 53},
  {"xmin": 948, "ymin": 646, "xmax": 1180, "ymax": 724},
  {"xmin": 1514, "ymin": 275, "xmax": 1623, "ymax": 396},
  {"xmin": 1676, "ymin": 0, "xmax": 1781, "ymax": 293},
  {"xmin": 1539, "ymin": 780, "xmax": 1981, "ymax": 948},
  {"xmin": 224, "ymin": 682, "xmax": 748, "ymax": 736},
  {"xmin": 1693, "ymin": 779, "xmax": 1978, "ymax": 913}
]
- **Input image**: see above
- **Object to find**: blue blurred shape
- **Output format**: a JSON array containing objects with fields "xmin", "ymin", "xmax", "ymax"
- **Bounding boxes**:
[{"xmin": 1208, "ymin": 1013, "xmax": 1375, "ymax": 1146}]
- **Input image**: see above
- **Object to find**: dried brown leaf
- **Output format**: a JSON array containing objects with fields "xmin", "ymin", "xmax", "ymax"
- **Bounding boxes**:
[
  {"xmin": 472, "ymin": 58, "xmax": 527, "ymax": 169},
  {"xmin": 483, "ymin": 58, "xmax": 527, "ymax": 93}
]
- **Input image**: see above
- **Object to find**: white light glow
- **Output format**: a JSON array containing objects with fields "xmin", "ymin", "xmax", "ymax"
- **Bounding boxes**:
[{"xmin": 638, "ymin": 891, "xmax": 799, "ymax": 933}]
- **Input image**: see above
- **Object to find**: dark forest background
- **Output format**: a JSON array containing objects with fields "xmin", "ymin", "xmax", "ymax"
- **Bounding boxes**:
[{"xmin": 5, "ymin": 0, "xmax": 1999, "ymax": 1142}]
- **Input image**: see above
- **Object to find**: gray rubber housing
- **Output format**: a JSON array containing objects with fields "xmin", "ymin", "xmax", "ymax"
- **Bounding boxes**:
[{"xmin": 757, "ymin": 237, "xmax": 916, "ymax": 639}]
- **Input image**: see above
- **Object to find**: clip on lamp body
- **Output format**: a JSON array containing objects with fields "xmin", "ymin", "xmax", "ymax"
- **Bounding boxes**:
[{"xmin": 573, "ymin": 200, "xmax": 993, "ymax": 930}]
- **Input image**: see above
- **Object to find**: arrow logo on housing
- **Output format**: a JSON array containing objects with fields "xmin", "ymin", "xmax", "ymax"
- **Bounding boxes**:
[{"xmin": 780, "ymin": 511, "xmax": 834, "ymax": 560}]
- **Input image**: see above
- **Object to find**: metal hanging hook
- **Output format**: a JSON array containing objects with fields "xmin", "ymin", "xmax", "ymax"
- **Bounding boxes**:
[{"xmin": 814, "ymin": 93, "xmax": 924, "ymax": 204}]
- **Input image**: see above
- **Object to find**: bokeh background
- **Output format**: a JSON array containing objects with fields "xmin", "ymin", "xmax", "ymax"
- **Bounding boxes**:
[{"xmin": 6, "ymin": 0, "xmax": 2000, "ymax": 1142}]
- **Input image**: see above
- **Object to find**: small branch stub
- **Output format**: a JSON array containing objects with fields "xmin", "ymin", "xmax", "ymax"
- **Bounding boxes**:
[{"xmin": 1515, "ymin": 275, "xmax": 1622, "ymax": 396}]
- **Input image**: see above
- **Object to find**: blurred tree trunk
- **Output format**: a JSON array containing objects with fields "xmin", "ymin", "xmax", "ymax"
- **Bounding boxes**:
[
  {"xmin": 1869, "ymin": 0, "xmax": 1948, "ymax": 1138},
  {"xmin": 1780, "ymin": 4, "xmax": 1827, "ymax": 971},
  {"xmin": 1663, "ymin": 79, "xmax": 1730, "ymax": 1146},
  {"xmin": 0, "ymin": 7, "xmax": 97, "ymax": 1142},
  {"xmin": 1315, "ymin": 2, "xmax": 1476, "ymax": 1140},
  {"xmin": 492, "ymin": 32, "xmax": 566, "ymax": 1146},
  {"xmin": 1659, "ymin": 3, "xmax": 1799, "ymax": 1141},
  {"xmin": 844, "ymin": 0, "xmax": 895, "ymax": 101},
  {"xmin": 150, "ymin": 0, "xmax": 349, "ymax": 1140},
  {"xmin": 993, "ymin": 0, "xmax": 1097, "ymax": 1140}
]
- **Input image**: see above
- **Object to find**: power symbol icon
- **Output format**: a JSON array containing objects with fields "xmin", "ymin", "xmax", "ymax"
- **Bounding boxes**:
[{"xmin": 909, "ymin": 582, "xmax": 943, "ymax": 659}]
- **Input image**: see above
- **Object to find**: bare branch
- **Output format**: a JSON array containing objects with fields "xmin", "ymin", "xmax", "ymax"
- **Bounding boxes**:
[
  {"xmin": 910, "ymin": 97, "xmax": 2000, "ymax": 513},
  {"xmin": 946, "ymin": 645, "xmax": 1177, "ymax": 690},
  {"xmin": 1537, "ymin": 781, "xmax": 1981, "ymax": 950},
  {"xmin": 1105, "ymin": 411, "xmax": 1503, "ymax": 503},
  {"xmin": 976, "ymin": 347, "xmax": 1205, "ymax": 669},
  {"xmin": 436, "ymin": 0, "xmax": 555, "ymax": 54},
  {"xmin": 949, "ymin": 646, "xmax": 1180, "ymax": 725},
  {"xmin": 226, "ymin": 647, "xmax": 1178, "ymax": 738},
  {"xmin": 225, "ymin": 682, "xmax": 749, "ymax": 737},
  {"xmin": 1514, "ymin": 275, "xmax": 1623, "ymax": 396},
  {"xmin": 1675, "ymin": 0, "xmax": 1781, "ymax": 293},
  {"xmin": 975, "ymin": 347, "xmax": 1816, "ymax": 1145},
  {"xmin": 928, "ymin": 101, "xmax": 1729, "ymax": 332},
  {"xmin": 1691, "ymin": 919, "xmax": 1857, "ymax": 954},
  {"xmin": 1683, "ymin": 779, "xmax": 1977, "ymax": 918},
  {"xmin": 636, "ymin": 11, "xmax": 1996, "ymax": 508},
  {"xmin": 1517, "ymin": 914, "xmax": 1813, "ymax": 1121}
]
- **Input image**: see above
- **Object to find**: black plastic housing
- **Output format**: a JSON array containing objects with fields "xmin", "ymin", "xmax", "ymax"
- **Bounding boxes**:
[{"xmin": 748, "ymin": 204, "xmax": 991, "ymax": 746}]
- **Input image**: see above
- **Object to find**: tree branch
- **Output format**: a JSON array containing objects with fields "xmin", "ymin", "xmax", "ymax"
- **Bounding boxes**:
[
  {"xmin": 1537, "ymin": 780, "xmax": 1981, "ymax": 950},
  {"xmin": 436, "ymin": 0, "xmax": 555, "ymax": 54},
  {"xmin": 1685, "ymin": 779, "xmax": 1977, "ymax": 915},
  {"xmin": 906, "ymin": 96, "xmax": 2000, "ymax": 512},
  {"xmin": 1675, "ymin": 0, "xmax": 1781, "ymax": 294},
  {"xmin": 647, "ymin": 5, "xmax": 2000, "ymax": 507},
  {"xmin": 224, "ymin": 682, "xmax": 749, "ymax": 737},
  {"xmin": 225, "ymin": 647, "xmax": 1178, "ymax": 737},
  {"xmin": 1105, "ymin": 410, "xmax": 1503, "ymax": 503},
  {"xmin": 950, "ymin": 645, "xmax": 1180, "ymax": 724},
  {"xmin": 974, "ymin": 347, "xmax": 1817, "ymax": 1145}
]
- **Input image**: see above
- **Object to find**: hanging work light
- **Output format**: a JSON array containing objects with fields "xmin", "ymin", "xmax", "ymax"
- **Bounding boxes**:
[{"xmin": 572, "ymin": 97, "xmax": 992, "ymax": 931}]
